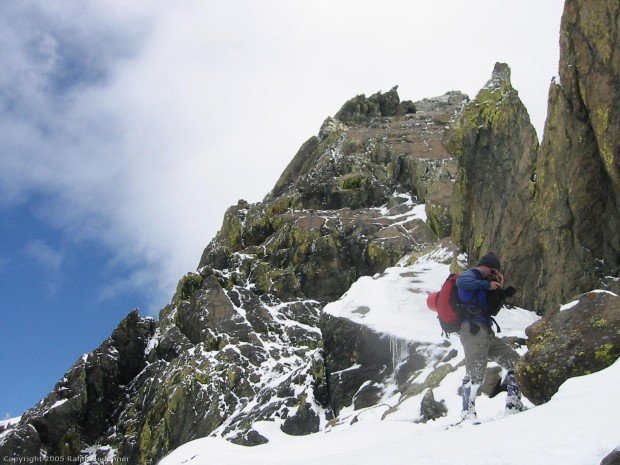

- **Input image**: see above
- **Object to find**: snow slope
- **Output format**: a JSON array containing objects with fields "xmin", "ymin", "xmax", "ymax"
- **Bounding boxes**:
[
  {"xmin": 159, "ymin": 249, "xmax": 620, "ymax": 465},
  {"xmin": 161, "ymin": 359, "xmax": 620, "ymax": 465}
]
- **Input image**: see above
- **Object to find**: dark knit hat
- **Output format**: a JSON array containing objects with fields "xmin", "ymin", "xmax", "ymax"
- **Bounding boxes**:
[{"xmin": 478, "ymin": 252, "xmax": 501, "ymax": 270}]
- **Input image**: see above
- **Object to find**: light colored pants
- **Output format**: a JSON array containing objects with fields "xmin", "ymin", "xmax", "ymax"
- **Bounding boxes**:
[{"xmin": 459, "ymin": 321, "xmax": 520, "ymax": 385}]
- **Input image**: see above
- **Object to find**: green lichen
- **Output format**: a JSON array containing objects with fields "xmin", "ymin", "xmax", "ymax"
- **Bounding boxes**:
[
  {"xmin": 595, "ymin": 343, "xmax": 617, "ymax": 364},
  {"xmin": 449, "ymin": 258, "xmax": 465, "ymax": 274},
  {"xmin": 593, "ymin": 318, "xmax": 607, "ymax": 328},
  {"xmin": 367, "ymin": 240, "xmax": 391, "ymax": 270},
  {"xmin": 226, "ymin": 367, "xmax": 241, "ymax": 388},
  {"xmin": 176, "ymin": 273, "xmax": 203, "ymax": 301},
  {"xmin": 426, "ymin": 203, "xmax": 450, "ymax": 238},
  {"xmin": 289, "ymin": 227, "xmax": 321, "ymax": 256},
  {"xmin": 474, "ymin": 233, "xmax": 485, "ymax": 252},
  {"xmin": 402, "ymin": 363, "xmax": 456, "ymax": 399},
  {"xmin": 342, "ymin": 139, "xmax": 362, "ymax": 156},
  {"xmin": 593, "ymin": 105, "xmax": 616, "ymax": 181},
  {"xmin": 338, "ymin": 172, "xmax": 366, "ymax": 190},
  {"xmin": 311, "ymin": 356, "xmax": 329, "ymax": 407}
]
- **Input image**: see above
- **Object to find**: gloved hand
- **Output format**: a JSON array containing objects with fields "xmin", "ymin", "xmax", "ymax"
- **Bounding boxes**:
[{"xmin": 502, "ymin": 286, "xmax": 517, "ymax": 298}]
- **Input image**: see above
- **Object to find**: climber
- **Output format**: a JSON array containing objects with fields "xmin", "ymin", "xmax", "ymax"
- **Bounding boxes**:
[{"xmin": 456, "ymin": 252, "xmax": 524, "ymax": 422}]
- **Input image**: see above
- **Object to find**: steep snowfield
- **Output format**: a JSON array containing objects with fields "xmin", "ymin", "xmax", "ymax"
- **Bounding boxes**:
[{"xmin": 159, "ymin": 250, "xmax": 620, "ymax": 465}]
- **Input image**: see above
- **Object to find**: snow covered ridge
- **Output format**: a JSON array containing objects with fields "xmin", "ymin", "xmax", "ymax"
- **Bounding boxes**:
[{"xmin": 158, "ymin": 250, "xmax": 620, "ymax": 465}]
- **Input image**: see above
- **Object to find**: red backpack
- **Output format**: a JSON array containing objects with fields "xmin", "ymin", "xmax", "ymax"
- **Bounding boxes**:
[{"xmin": 426, "ymin": 273, "xmax": 462, "ymax": 335}]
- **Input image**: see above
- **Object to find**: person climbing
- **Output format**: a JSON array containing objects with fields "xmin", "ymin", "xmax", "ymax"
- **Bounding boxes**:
[{"xmin": 456, "ymin": 252, "xmax": 524, "ymax": 422}]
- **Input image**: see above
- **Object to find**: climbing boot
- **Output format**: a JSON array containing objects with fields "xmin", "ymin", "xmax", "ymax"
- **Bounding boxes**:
[
  {"xmin": 460, "ymin": 376, "xmax": 479, "ymax": 422},
  {"xmin": 505, "ymin": 370, "xmax": 526, "ymax": 413}
]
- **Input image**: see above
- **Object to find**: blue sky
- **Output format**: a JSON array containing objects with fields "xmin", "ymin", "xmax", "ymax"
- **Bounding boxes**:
[{"xmin": 0, "ymin": 0, "xmax": 565, "ymax": 418}]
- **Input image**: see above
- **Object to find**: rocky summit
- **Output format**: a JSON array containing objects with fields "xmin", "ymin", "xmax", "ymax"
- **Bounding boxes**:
[
  {"xmin": 0, "ymin": 88, "xmax": 470, "ymax": 464},
  {"xmin": 1, "ymin": 1, "xmax": 619, "ymax": 464}
]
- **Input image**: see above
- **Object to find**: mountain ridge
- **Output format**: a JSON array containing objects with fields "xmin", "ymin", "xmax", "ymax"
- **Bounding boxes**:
[{"xmin": 1, "ymin": 0, "xmax": 619, "ymax": 462}]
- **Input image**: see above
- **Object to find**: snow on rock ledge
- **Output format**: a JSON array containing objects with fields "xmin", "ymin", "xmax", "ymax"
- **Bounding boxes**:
[{"xmin": 320, "ymin": 246, "xmax": 539, "ymax": 424}]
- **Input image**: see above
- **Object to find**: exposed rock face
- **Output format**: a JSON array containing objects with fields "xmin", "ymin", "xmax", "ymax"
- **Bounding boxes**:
[
  {"xmin": 445, "ymin": 62, "xmax": 541, "ymax": 309},
  {"xmin": 320, "ymin": 310, "xmax": 459, "ymax": 425},
  {"xmin": 135, "ymin": 88, "xmax": 464, "ymax": 461},
  {"xmin": 447, "ymin": 0, "xmax": 620, "ymax": 312},
  {"xmin": 201, "ymin": 89, "xmax": 466, "ymax": 305},
  {"xmin": 321, "ymin": 314, "xmax": 426, "ymax": 416},
  {"xmin": 0, "ymin": 310, "xmax": 156, "ymax": 462},
  {"xmin": 532, "ymin": 0, "xmax": 620, "ymax": 309},
  {"xmin": 516, "ymin": 292, "xmax": 620, "ymax": 404}
]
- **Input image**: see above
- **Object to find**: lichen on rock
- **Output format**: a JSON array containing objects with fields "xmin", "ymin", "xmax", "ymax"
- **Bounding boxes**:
[{"xmin": 516, "ymin": 292, "xmax": 620, "ymax": 404}]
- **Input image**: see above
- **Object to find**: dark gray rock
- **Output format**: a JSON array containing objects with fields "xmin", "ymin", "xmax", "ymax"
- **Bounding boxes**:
[
  {"xmin": 419, "ymin": 389, "xmax": 447, "ymax": 423},
  {"xmin": 321, "ymin": 313, "xmax": 430, "ymax": 416},
  {"xmin": 280, "ymin": 401, "xmax": 320, "ymax": 436},
  {"xmin": 0, "ymin": 424, "xmax": 41, "ymax": 462},
  {"xmin": 601, "ymin": 449, "xmax": 620, "ymax": 465},
  {"xmin": 353, "ymin": 383, "xmax": 384, "ymax": 410},
  {"xmin": 0, "ymin": 310, "xmax": 156, "ymax": 461},
  {"xmin": 334, "ymin": 86, "xmax": 401, "ymax": 123},
  {"xmin": 228, "ymin": 429, "xmax": 269, "ymax": 447},
  {"xmin": 480, "ymin": 366, "xmax": 503, "ymax": 398}
]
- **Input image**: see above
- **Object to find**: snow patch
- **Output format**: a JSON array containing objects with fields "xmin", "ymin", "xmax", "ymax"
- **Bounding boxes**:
[{"xmin": 560, "ymin": 300, "xmax": 579, "ymax": 312}]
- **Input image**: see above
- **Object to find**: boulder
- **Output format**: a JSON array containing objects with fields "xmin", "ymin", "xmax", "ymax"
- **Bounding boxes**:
[
  {"xmin": 419, "ymin": 389, "xmax": 447, "ymax": 423},
  {"xmin": 516, "ymin": 292, "xmax": 620, "ymax": 404},
  {"xmin": 320, "ymin": 313, "xmax": 428, "ymax": 416}
]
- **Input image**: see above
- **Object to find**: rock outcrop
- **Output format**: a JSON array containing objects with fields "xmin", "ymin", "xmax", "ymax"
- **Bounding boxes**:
[
  {"xmin": 320, "ymin": 313, "xmax": 430, "ymax": 416},
  {"xmin": 532, "ymin": 0, "xmax": 619, "ymax": 309},
  {"xmin": 0, "ymin": 311, "xmax": 156, "ymax": 462},
  {"xmin": 516, "ymin": 291, "xmax": 620, "ymax": 404},
  {"xmin": 446, "ymin": 62, "xmax": 540, "ymax": 309},
  {"xmin": 447, "ymin": 0, "xmax": 620, "ymax": 312},
  {"xmin": 601, "ymin": 449, "xmax": 620, "ymax": 465},
  {"xmin": 0, "ymin": 89, "xmax": 465, "ymax": 464}
]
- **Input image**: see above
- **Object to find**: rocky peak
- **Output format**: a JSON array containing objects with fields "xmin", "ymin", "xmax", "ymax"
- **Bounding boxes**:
[
  {"xmin": 484, "ymin": 62, "xmax": 512, "ymax": 91},
  {"xmin": 447, "ymin": 17, "xmax": 619, "ymax": 312},
  {"xmin": 1, "ymin": 84, "xmax": 471, "ymax": 464},
  {"xmin": 445, "ymin": 62, "xmax": 540, "ymax": 308},
  {"xmin": 333, "ymin": 86, "xmax": 417, "ymax": 124},
  {"xmin": 202, "ymin": 86, "xmax": 466, "ymax": 302}
]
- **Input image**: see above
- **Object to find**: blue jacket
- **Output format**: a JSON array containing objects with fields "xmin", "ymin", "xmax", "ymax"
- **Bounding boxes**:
[{"xmin": 456, "ymin": 268, "xmax": 493, "ymax": 325}]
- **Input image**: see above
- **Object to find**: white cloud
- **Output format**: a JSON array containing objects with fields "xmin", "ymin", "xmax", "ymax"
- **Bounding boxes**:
[
  {"xmin": 0, "ymin": 0, "xmax": 565, "ymax": 313},
  {"xmin": 24, "ymin": 239, "xmax": 63, "ymax": 277}
]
